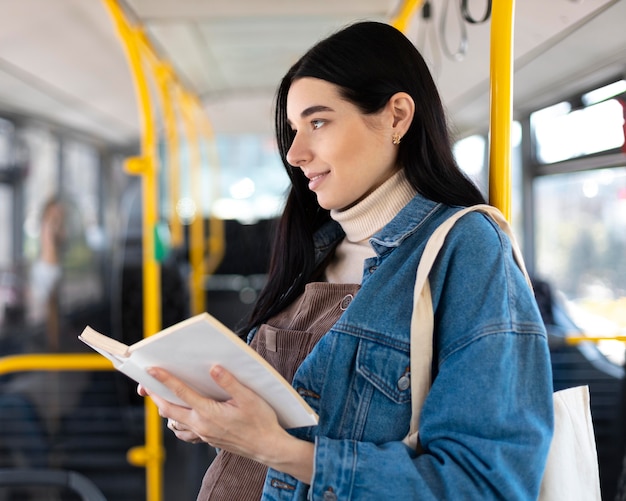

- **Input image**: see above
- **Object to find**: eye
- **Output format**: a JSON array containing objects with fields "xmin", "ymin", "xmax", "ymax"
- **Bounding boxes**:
[{"xmin": 311, "ymin": 119, "xmax": 325, "ymax": 130}]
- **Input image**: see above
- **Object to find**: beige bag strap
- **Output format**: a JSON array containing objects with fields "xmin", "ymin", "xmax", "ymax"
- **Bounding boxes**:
[{"xmin": 405, "ymin": 204, "xmax": 531, "ymax": 447}]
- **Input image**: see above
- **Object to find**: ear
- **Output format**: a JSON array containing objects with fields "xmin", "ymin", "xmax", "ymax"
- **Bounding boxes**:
[{"xmin": 388, "ymin": 92, "xmax": 415, "ymax": 138}]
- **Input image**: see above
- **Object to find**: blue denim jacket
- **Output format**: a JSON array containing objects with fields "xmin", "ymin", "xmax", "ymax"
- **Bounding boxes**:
[{"xmin": 258, "ymin": 194, "xmax": 554, "ymax": 500}]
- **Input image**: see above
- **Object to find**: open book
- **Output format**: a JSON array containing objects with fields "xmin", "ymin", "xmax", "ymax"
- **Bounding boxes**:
[{"xmin": 79, "ymin": 313, "xmax": 318, "ymax": 429}]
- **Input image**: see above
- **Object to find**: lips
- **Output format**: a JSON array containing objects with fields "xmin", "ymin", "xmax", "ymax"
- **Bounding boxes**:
[{"xmin": 306, "ymin": 171, "xmax": 330, "ymax": 191}]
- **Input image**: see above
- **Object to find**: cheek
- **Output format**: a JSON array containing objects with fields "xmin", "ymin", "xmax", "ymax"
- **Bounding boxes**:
[{"xmin": 325, "ymin": 131, "xmax": 369, "ymax": 170}]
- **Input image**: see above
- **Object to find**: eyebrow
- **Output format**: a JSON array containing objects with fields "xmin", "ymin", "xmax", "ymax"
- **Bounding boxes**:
[
  {"xmin": 301, "ymin": 105, "xmax": 334, "ymax": 117},
  {"xmin": 287, "ymin": 105, "xmax": 335, "ymax": 126}
]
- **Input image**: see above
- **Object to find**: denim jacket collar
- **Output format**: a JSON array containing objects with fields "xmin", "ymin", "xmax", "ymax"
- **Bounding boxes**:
[
  {"xmin": 312, "ymin": 220, "xmax": 344, "ymax": 266},
  {"xmin": 369, "ymin": 194, "xmax": 442, "ymax": 256}
]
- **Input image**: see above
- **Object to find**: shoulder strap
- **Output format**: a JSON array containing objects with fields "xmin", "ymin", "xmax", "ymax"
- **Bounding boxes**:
[{"xmin": 406, "ymin": 204, "xmax": 532, "ymax": 442}]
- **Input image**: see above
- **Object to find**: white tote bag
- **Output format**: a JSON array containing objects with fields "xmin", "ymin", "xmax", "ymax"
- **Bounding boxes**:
[{"xmin": 404, "ymin": 204, "xmax": 602, "ymax": 501}]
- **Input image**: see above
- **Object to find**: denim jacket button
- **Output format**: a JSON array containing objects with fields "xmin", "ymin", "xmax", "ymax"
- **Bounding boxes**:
[
  {"xmin": 339, "ymin": 294, "xmax": 353, "ymax": 311},
  {"xmin": 397, "ymin": 374, "xmax": 411, "ymax": 391},
  {"xmin": 323, "ymin": 489, "xmax": 337, "ymax": 501}
]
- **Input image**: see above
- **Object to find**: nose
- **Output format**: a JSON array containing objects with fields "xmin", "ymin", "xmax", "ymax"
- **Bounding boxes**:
[{"xmin": 286, "ymin": 132, "xmax": 311, "ymax": 168}]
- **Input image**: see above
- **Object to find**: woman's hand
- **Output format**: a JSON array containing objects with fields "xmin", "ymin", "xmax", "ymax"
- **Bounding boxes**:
[
  {"xmin": 137, "ymin": 365, "xmax": 314, "ymax": 484},
  {"xmin": 166, "ymin": 418, "xmax": 204, "ymax": 444}
]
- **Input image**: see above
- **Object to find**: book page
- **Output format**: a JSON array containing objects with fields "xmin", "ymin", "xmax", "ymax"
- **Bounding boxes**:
[{"xmin": 81, "ymin": 314, "xmax": 318, "ymax": 429}]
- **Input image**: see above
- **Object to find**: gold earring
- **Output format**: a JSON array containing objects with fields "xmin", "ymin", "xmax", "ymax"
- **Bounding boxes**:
[{"xmin": 392, "ymin": 132, "xmax": 401, "ymax": 145}]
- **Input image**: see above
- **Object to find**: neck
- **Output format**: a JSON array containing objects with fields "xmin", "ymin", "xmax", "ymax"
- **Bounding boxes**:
[
  {"xmin": 325, "ymin": 170, "xmax": 417, "ymax": 284},
  {"xmin": 330, "ymin": 169, "xmax": 417, "ymax": 242}
]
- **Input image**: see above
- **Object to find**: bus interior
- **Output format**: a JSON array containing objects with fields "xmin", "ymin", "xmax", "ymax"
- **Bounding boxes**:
[{"xmin": 0, "ymin": 0, "xmax": 625, "ymax": 499}]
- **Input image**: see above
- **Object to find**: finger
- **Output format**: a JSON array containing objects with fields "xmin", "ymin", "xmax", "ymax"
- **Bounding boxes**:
[
  {"xmin": 146, "ymin": 367, "xmax": 206, "ymax": 408},
  {"xmin": 209, "ymin": 365, "xmax": 279, "ymax": 425},
  {"xmin": 142, "ymin": 385, "xmax": 173, "ymax": 412},
  {"xmin": 167, "ymin": 418, "xmax": 182, "ymax": 431},
  {"xmin": 209, "ymin": 365, "xmax": 249, "ymax": 401},
  {"xmin": 167, "ymin": 418, "xmax": 203, "ymax": 444},
  {"xmin": 142, "ymin": 381, "xmax": 192, "ymax": 426}
]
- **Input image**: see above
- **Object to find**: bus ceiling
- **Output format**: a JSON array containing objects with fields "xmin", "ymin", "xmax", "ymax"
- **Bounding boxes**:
[{"xmin": 0, "ymin": 0, "xmax": 623, "ymax": 146}]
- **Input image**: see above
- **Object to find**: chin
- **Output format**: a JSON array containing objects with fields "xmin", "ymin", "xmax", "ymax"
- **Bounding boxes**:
[
  {"xmin": 317, "ymin": 199, "xmax": 344, "ymax": 211},
  {"xmin": 315, "ymin": 192, "xmax": 355, "ymax": 212}
]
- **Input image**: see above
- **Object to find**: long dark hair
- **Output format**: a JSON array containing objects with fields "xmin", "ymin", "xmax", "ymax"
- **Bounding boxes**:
[{"xmin": 240, "ymin": 21, "xmax": 485, "ymax": 333}]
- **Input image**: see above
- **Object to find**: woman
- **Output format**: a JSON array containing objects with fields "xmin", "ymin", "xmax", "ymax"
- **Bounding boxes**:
[{"xmin": 141, "ymin": 21, "xmax": 553, "ymax": 500}]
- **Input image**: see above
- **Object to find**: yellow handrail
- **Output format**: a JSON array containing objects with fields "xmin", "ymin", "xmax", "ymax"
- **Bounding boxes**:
[
  {"xmin": 0, "ymin": 354, "xmax": 113, "ymax": 373},
  {"xmin": 0, "ymin": 353, "xmax": 166, "ymax": 492},
  {"xmin": 102, "ymin": 2, "xmax": 164, "ymax": 500},
  {"xmin": 102, "ymin": 1, "xmax": 162, "ymax": 339},
  {"xmin": 488, "ymin": 0, "xmax": 515, "ymax": 220},
  {"xmin": 565, "ymin": 335, "xmax": 626, "ymax": 345},
  {"xmin": 101, "ymin": 2, "xmax": 227, "ymax": 498}
]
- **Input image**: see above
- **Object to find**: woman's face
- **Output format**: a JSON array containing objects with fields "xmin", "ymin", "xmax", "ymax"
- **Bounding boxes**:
[{"xmin": 286, "ymin": 77, "xmax": 400, "ymax": 211}]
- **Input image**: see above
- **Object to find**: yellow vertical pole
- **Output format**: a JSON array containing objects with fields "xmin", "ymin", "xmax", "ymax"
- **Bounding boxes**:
[
  {"xmin": 155, "ymin": 63, "xmax": 184, "ymax": 248},
  {"xmin": 179, "ymin": 90, "xmax": 206, "ymax": 314},
  {"xmin": 391, "ymin": 0, "xmax": 425, "ymax": 32},
  {"xmin": 195, "ymin": 102, "xmax": 225, "ymax": 277},
  {"xmin": 135, "ymin": 17, "xmax": 225, "ymax": 316},
  {"xmin": 101, "ymin": 2, "xmax": 164, "ymax": 500},
  {"xmin": 488, "ymin": 1, "xmax": 516, "ymax": 220}
]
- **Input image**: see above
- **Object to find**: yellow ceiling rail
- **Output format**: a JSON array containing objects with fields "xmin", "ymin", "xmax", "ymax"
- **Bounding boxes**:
[
  {"xmin": 102, "ymin": 2, "xmax": 164, "ymax": 500},
  {"xmin": 488, "ymin": 1, "xmax": 515, "ymax": 221},
  {"xmin": 391, "ymin": 0, "xmax": 425, "ymax": 32}
]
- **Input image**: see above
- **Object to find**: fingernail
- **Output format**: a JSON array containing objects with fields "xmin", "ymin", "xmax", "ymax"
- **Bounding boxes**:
[
  {"xmin": 211, "ymin": 365, "xmax": 223, "ymax": 379},
  {"xmin": 147, "ymin": 367, "xmax": 159, "ymax": 378}
]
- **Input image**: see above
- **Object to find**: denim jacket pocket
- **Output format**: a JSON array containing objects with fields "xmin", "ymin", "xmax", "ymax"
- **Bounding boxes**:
[{"xmin": 356, "ymin": 338, "xmax": 412, "ymax": 404}]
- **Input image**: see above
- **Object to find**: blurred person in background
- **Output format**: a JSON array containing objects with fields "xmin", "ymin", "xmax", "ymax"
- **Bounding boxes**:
[
  {"xmin": 28, "ymin": 195, "xmax": 65, "ymax": 350},
  {"xmin": 0, "ymin": 196, "xmax": 88, "ymax": 481}
]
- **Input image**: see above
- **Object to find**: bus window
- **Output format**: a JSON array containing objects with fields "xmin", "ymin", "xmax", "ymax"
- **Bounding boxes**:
[
  {"xmin": 532, "ymin": 82, "xmax": 626, "ymax": 165},
  {"xmin": 61, "ymin": 140, "xmax": 105, "ymax": 311},
  {"xmin": 453, "ymin": 134, "xmax": 487, "ymax": 193},
  {"xmin": 453, "ymin": 121, "xmax": 524, "ymax": 247},
  {"xmin": 0, "ymin": 186, "xmax": 10, "ymax": 268},
  {"xmin": 0, "ymin": 118, "xmax": 14, "ymax": 270},
  {"xmin": 212, "ymin": 134, "xmax": 289, "ymax": 223},
  {"xmin": 0, "ymin": 185, "xmax": 16, "ymax": 328},
  {"xmin": 534, "ymin": 167, "xmax": 626, "ymax": 366},
  {"xmin": 21, "ymin": 127, "xmax": 61, "ymax": 262}
]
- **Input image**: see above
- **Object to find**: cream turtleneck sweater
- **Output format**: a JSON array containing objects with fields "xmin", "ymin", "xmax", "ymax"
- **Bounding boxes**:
[{"xmin": 325, "ymin": 169, "xmax": 417, "ymax": 284}]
